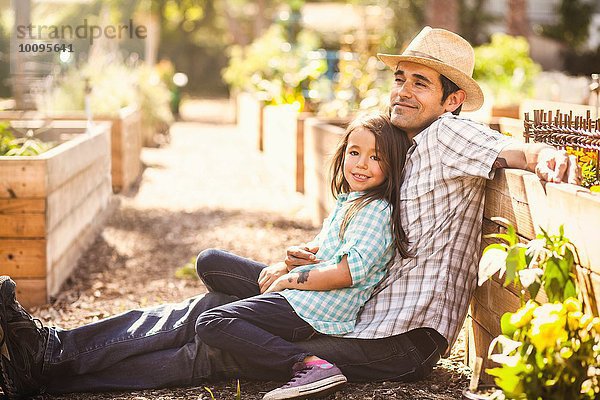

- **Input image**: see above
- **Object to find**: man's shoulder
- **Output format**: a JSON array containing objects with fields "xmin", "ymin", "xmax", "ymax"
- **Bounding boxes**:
[{"xmin": 431, "ymin": 113, "xmax": 488, "ymax": 131}]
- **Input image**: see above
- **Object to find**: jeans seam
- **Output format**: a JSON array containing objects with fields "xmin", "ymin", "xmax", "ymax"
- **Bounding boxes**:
[{"xmin": 203, "ymin": 271, "xmax": 258, "ymax": 285}]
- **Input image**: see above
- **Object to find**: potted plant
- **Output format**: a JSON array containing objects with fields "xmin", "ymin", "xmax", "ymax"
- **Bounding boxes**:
[{"xmin": 470, "ymin": 218, "xmax": 600, "ymax": 399}]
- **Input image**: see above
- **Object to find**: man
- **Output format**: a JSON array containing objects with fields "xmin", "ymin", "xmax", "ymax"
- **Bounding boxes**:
[{"xmin": 0, "ymin": 27, "xmax": 580, "ymax": 399}]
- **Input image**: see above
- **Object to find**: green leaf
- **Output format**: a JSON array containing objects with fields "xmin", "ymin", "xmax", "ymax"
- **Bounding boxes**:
[{"xmin": 505, "ymin": 244, "xmax": 527, "ymax": 286}]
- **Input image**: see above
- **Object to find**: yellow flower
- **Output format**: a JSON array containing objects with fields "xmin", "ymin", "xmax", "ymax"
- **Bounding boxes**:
[
  {"xmin": 568, "ymin": 311, "xmax": 583, "ymax": 331},
  {"xmin": 559, "ymin": 347, "xmax": 573, "ymax": 359},
  {"xmin": 564, "ymin": 297, "xmax": 582, "ymax": 312},
  {"xmin": 510, "ymin": 300, "xmax": 537, "ymax": 328},
  {"xmin": 530, "ymin": 303, "xmax": 568, "ymax": 351}
]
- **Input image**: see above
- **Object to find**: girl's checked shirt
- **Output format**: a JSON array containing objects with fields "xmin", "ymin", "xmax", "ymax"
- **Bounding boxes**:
[{"xmin": 281, "ymin": 191, "xmax": 394, "ymax": 335}]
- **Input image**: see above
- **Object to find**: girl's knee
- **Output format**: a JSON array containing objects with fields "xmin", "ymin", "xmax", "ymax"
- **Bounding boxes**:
[
  {"xmin": 196, "ymin": 248, "xmax": 225, "ymax": 277},
  {"xmin": 195, "ymin": 311, "xmax": 223, "ymax": 343}
]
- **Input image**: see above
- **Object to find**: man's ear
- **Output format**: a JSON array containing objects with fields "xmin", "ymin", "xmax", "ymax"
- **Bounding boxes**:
[{"xmin": 443, "ymin": 89, "xmax": 466, "ymax": 113}]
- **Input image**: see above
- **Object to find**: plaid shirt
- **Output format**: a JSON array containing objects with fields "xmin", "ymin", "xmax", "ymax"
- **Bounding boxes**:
[
  {"xmin": 281, "ymin": 191, "xmax": 394, "ymax": 335},
  {"xmin": 344, "ymin": 113, "xmax": 512, "ymax": 349}
]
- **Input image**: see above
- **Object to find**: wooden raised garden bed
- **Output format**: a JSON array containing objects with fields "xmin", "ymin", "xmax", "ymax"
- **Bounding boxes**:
[
  {"xmin": 262, "ymin": 105, "xmax": 312, "ymax": 194},
  {"xmin": 0, "ymin": 120, "xmax": 115, "ymax": 308},
  {"xmin": 0, "ymin": 106, "xmax": 142, "ymax": 193},
  {"xmin": 302, "ymin": 117, "xmax": 351, "ymax": 226},
  {"xmin": 466, "ymin": 169, "xmax": 600, "ymax": 382},
  {"xmin": 236, "ymin": 92, "xmax": 266, "ymax": 152}
]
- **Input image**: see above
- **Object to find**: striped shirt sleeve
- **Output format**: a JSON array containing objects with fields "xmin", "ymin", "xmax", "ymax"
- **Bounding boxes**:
[{"xmin": 436, "ymin": 116, "xmax": 512, "ymax": 179}]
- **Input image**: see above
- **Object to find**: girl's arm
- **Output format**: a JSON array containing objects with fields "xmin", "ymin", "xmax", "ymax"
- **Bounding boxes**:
[{"xmin": 263, "ymin": 255, "xmax": 352, "ymax": 293}]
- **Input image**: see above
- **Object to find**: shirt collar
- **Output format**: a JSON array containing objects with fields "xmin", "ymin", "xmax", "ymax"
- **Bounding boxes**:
[
  {"xmin": 339, "ymin": 191, "xmax": 365, "ymax": 202},
  {"xmin": 412, "ymin": 112, "xmax": 453, "ymax": 145}
]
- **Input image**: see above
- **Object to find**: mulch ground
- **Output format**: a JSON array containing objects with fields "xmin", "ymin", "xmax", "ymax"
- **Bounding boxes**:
[{"xmin": 13, "ymin": 99, "xmax": 472, "ymax": 399}]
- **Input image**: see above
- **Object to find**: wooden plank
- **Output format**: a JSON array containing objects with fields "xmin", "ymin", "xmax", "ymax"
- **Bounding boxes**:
[
  {"xmin": 0, "ymin": 214, "xmax": 45, "ymax": 237},
  {"xmin": 46, "ymin": 152, "xmax": 111, "ymax": 232},
  {"xmin": 470, "ymin": 292, "xmax": 503, "ymax": 338},
  {"xmin": 0, "ymin": 160, "xmax": 47, "ymax": 198},
  {"xmin": 468, "ymin": 318, "xmax": 497, "ymax": 384},
  {"xmin": 12, "ymin": 278, "xmax": 46, "ymax": 310},
  {"xmin": 545, "ymin": 184, "xmax": 600, "ymax": 274},
  {"xmin": 576, "ymin": 266, "xmax": 600, "ymax": 316},
  {"xmin": 118, "ymin": 109, "xmax": 142, "ymax": 192},
  {"xmin": 46, "ymin": 177, "xmax": 112, "ymax": 270},
  {"xmin": 484, "ymin": 169, "xmax": 535, "ymax": 239},
  {"xmin": 44, "ymin": 123, "xmax": 111, "ymax": 193},
  {"xmin": 262, "ymin": 105, "xmax": 299, "ymax": 194},
  {"xmin": 0, "ymin": 198, "xmax": 45, "ymax": 214},
  {"xmin": 0, "ymin": 239, "xmax": 46, "ymax": 278},
  {"xmin": 47, "ymin": 195, "xmax": 118, "ymax": 297}
]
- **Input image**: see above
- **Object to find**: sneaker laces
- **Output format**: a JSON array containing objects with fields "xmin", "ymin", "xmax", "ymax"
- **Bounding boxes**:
[{"xmin": 282, "ymin": 364, "xmax": 312, "ymax": 388}]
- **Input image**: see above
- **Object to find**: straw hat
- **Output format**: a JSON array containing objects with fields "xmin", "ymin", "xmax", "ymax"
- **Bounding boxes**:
[{"xmin": 378, "ymin": 26, "xmax": 484, "ymax": 111}]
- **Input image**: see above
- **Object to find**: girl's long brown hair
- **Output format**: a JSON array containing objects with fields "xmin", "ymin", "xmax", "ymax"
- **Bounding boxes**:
[{"xmin": 330, "ymin": 112, "xmax": 412, "ymax": 258}]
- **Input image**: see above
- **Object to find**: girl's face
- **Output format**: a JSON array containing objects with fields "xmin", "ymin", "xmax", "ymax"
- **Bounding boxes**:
[{"xmin": 343, "ymin": 127, "xmax": 386, "ymax": 192}]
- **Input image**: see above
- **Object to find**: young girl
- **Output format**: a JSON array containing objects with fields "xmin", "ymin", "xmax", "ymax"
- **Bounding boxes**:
[{"xmin": 195, "ymin": 112, "xmax": 411, "ymax": 400}]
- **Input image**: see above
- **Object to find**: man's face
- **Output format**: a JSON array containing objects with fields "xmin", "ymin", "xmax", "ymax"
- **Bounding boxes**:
[{"xmin": 389, "ymin": 62, "xmax": 458, "ymax": 139}]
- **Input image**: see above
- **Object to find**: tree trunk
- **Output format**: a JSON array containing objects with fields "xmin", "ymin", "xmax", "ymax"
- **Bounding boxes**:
[
  {"xmin": 507, "ymin": 0, "xmax": 530, "ymax": 37},
  {"xmin": 425, "ymin": 0, "xmax": 459, "ymax": 33}
]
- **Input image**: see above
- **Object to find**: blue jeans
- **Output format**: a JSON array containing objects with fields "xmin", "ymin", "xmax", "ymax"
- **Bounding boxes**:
[
  {"xmin": 41, "ymin": 249, "xmax": 447, "ymax": 394},
  {"xmin": 196, "ymin": 292, "xmax": 316, "ymax": 372}
]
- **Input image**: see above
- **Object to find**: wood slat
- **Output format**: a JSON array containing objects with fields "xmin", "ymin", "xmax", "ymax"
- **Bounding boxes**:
[
  {"xmin": 46, "ymin": 152, "xmax": 110, "ymax": 232},
  {"xmin": 13, "ymin": 278, "xmax": 46, "ymax": 310},
  {"xmin": 0, "ymin": 160, "xmax": 47, "ymax": 198},
  {"xmin": 0, "ymin": 239, "xmax": 46, "ymax": 278},
  {"xmin": 46, "ymin": 196, "xmax": 118, "ymax": 297},
  {"xmin": 0, "ymin": 198, "xmax": 45, "ymax": 214},
  {"xmin": 45, "ymin": 124, "xmax": 111, "ymax": 193},
  {"xmin": 46, "ymin": 177, "xmax": 112, "ymax": 268},
  {"xmin": 0, "ymin": 214, "xmax": 45, "ymax": 237}
]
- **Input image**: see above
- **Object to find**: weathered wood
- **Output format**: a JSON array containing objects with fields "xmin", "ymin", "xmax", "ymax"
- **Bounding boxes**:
[
  {"xmin": 0, "ymin": 160, "xmax": 47, "ymax": 198},
  {"xmin": 0, "ymin": 199, "xmax": 45, "ymax": 214},
  {"xmin": 46, "ymin": 195, "xmax": 118, "ymax": 297},
  {"xmin": 236, "ymin": 92, "xmax": 265, "ymax": 152},
  {"xmin": 0, "ymin": 214, "xmax": 45, "ymax": 237},
  {"xmin": 0, "ymin": 239, "xmax": 46, "ymax": 277},
  {"xmin": 0, "ymin": 122, "xmax": 113, "ymax": 307},
  {"xmin": 46, "ymin": 152, "xmax": 110, "ymax": 232},
  {"xmin": 303, "ymin": 118, "xmax": 349, "ymax": 225},
  {"xmin": 469, "ymin": 168, "xmax": 600, "ymax": 383},
  {"xmin": 13, "ymin": 278, "xmax": 46, "ymax": 309},
  {"xmin": 46, "ymin": 177, "xmax": 111, "ymax": 270},
  {"xmin": 45, "ymin": 123, "xmax": 111, "ymax": 194}
]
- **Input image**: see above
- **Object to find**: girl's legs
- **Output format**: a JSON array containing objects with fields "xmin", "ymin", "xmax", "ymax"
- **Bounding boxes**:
[
  {"xmin": 195, "ymin": 249, "xmax": 264, "ymax": 299},
  {"xmin": 195, "ymin": 292, "xmax": 316, "ymax": 372}
]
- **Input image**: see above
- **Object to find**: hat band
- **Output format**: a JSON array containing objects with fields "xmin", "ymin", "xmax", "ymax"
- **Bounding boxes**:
[{"xmin": 403, "ymin": 50, "xmax": 442, "ymax": 62}]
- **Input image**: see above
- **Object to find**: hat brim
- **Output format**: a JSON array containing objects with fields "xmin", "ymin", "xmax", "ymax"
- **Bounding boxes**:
[{"xmin": 377, "ymin": 54, "xmax": 484, "ymax": 112}]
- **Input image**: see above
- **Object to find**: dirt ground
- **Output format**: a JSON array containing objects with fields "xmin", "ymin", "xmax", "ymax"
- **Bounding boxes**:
[{"xmin": 17, "ymin": 99, "xmax": 472, "ymax": 399}]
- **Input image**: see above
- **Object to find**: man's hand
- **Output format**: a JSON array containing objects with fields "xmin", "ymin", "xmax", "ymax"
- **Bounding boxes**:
[
  {"xmin": 258, "ymin": 262, "xmax": 287, "ymax": 293},
  {"xmin": 535, "ymin": 149, "xmax": 581, "ymax": 185},
  {"xmin": 284, "ymin": 244, "xmax": 321, "ymax": 271}
]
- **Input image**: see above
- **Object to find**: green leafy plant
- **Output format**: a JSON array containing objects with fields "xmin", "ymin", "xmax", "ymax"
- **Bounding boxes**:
[
  {"xmin": 473, "ymin": 33, "xmax": 541, "ymax": 107},
  {"xmin": 479, "ymin": 218, "xmax": 600, "ymax": 399},
  {"xmin": 222, "ymin": 24, "xmax": 326, "ymax": 111},
  {"xmin": 0, "ymin": 123, "xmax": 54, "ymax": 156},
  {"xmin": 315, "ymin": 53, "xmax": 391, "ymax": 119},
  {"xmin": 175, "ymin": 257, "xmax": 199, "ymax": 280}
]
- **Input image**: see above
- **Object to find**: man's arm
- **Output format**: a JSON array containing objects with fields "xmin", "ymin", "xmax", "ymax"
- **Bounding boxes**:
[
  {"xmin": 496, "ymin": 142, "xmax": 581, "ymax": 185},
  {"xmin": 263, "ymin": 255, "xmax": 352, "ymax": 293}
]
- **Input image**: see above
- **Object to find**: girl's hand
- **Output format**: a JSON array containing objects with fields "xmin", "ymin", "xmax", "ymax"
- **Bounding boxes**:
[
  {"xmin": 258, "ymin": 263, "xmax": 287, "ymax": 293},
  {"xmin": 284, "ymin": 245, "xmax": 321, "ymax": 271},
  {"xmin": 263, "ymin": 275, "xmax": 290, "ymax": 293}
]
